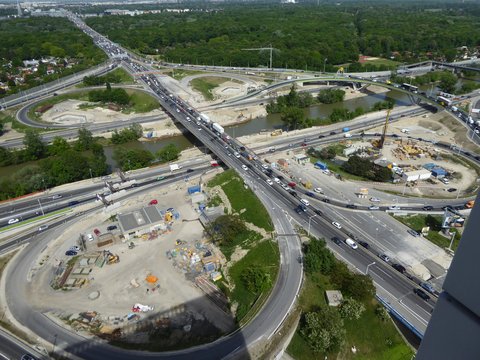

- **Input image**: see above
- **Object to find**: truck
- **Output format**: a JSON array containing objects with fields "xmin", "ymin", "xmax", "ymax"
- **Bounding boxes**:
[
  {"xmin": 342, "ymin": 127, "xmax": 350, "ymax": 132},
  {"xmin": 199, "ymin": 113, "xmax": 211, "ymax": 124},
  {"xmin": 169, "ymin": 164, "xmax": 182, "ymax": 172},
  {"xmin": 451, "ymin": 106, "xmax": 458, "ymax": 112},
  {"xmin": 344, "ymin": 132, "xmax": 352, "ymax": 138},
  {"xmin": 465, "ymin": 200, "xmax": 475, "ymax": 209},
  {"xmin": 212, "ymin": 122, "xmax": 225, "ymax": 135},
  {"xmin": 314, "ymin": 161, "xmax": 328, "ymax": 170}
]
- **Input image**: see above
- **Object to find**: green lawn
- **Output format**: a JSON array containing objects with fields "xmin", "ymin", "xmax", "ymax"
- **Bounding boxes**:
[
  {"xmin": 393, "ymin": 214, "xmax": 461, "ymax": 251},
  {"xmin": 124, "ymin": 89, "xmax": 160, "ymax": 113},
  {"xmin": 362, "ymin": 58, "xmax": 400, "ymax": 67},
  {"xmin": 227, "ymin": 240, "xmax": 279, "ymax": 322},
  {"xmin": 190, "ymin": 77, "xmax": 228, "ymax": 101},
  {"xmin": 287, "ymin": 249, "xmax": 413, "ymax": 360},
  {"xmin": 308, "ymin": 156, "xmax": 365, "ymax": 181},
  {"xmin": 110, "ymin": 67, "xmax": 134, "ymax": 83},
  {"xmin": 164, "ymin": 69, "xmax": 204, "ymax": 80},
  {"xmin": 208, "ymin": 169, "xmax": 273, "ymax": 231}
]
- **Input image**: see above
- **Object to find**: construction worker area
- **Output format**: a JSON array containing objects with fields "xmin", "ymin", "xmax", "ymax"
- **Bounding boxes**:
[{"xmin": 25, "ymin": 178, "xmax": 235, "ymax": 345}]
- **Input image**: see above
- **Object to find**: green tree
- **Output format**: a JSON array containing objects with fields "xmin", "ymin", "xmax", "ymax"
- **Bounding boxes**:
[
  {"xmin": 49, "ymin": 136, "xmax": 70, "ymax": 156},
  {"xmin": 241, "ymin": 267, "xmax": 272, "ymax": 294},
  {"xmin": 76, "ymin": 128, "xmax": 94, "ymax": 151},
  {"xmin": 301, "ymin": 309, "xmax": 345, "ymax": 354},
  {"xmin": 89, "ymin": 142, "xmax": 108, "ymax": 176},
  {"xmin": 156, "ymin": 143, "xmax": 180, "ymax": 163},
  {"xmin": 303, "ymin": 238, "xmax": 336, "ymax": 275},
  {"xmin": 113, "ymin": 148, "xmax": 154, "ymax": 171},
  {"xmin": 339, "ymin": 297, "xmax": 366, "ymax": 320},
  {"xmin": 23, "ymin": 129, "xmax": 46, "ymax": 160},
  {"xmin": 317, "ymin": 89, "xmax": 345, "ymax": 104},
  {"xmin": 281, "ymin": 107, "xmax": 310, "ymax": 130},
  {"xmin": 439, "ymin": 72, "xmax": 458, "ymax": 93}
]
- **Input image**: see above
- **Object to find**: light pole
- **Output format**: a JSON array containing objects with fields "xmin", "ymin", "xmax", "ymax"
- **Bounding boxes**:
[
  {"xmin": 324, "ymin": 58, "xmax": 327, "ymax": 73},
  {"xmin": 89, "ymin": 168, "xmax": 93, "ymax": 181},
  {"xmin": 52, "ymin": 334, "xmax": 58, "ymax": 356},
  {"xmin": 37, "ymin": 198, "xmax": 44, "ymax": 216},
  {"xmin": 448, "ymin": 231, "xmax": 456, "ymax": 252},
  {"xmin": 366, "ymin": 261, "xmax": 376, "ymax": 275},
  {"xmin": 307, "ymin": 214, "xmax": 317, "ymax": 236}
]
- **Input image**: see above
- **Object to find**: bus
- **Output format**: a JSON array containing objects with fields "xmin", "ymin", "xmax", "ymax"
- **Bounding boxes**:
[
  {"xmin": 437, "ymin": 96, "xmax": 453, "ymax": 106},
  {"xmin": 402, "ymin": 83, "xmax": 419, "ymax": 93}
]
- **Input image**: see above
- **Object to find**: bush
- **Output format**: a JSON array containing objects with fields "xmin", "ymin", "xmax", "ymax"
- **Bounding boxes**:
[
  {"xmin": 317, "ymin": 89, "xmax": 345, "ymax": 104},
  {"xmin": 375, "ymin": 305, "xmax": 390, "ymax": 322},
  {"xmin": 300, "ymin": 309, "xmax": 345, "ymax": 354},
  {"xmin": 339, "ymin": 297, "xmax": 366, "ymax": 320},
  {"xmin": 241, "ymin": 267, "xmax": 272, "ymax": 294},
  {"xmin": 156, "ymin": 143, "xmax": 180, "ymax": 163},
  {"xmin": 111, "ymin": 124, "xmax": 143, "ymax": 144}
]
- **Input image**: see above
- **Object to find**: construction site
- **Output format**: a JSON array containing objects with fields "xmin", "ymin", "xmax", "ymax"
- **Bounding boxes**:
[{"xmin": 22, "ymin": 170, "xmax": 237, "ymax": 350}]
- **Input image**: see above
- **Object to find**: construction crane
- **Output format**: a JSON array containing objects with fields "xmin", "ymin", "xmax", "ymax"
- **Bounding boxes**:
[
  {"xmin": 373, "ymin": 109, "xmax": 392, "ymax": 149},
  {"xmin": 242, "ymin": 44, "xmax": 276, "ymax": 69}
]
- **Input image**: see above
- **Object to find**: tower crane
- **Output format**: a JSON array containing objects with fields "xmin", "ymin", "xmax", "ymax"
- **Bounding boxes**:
[
  {"xmin": 242, "ymin": 44, "xmax": 276, "ymax": 69},
  {"xmin": 374, "ymin": 108, "xmax": 392, "ymax": 149}
]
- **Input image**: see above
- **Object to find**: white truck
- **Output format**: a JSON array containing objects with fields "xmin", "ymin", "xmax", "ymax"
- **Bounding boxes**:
[
  {"xmin": 169, "ymin": 164, "xmax": 182, "ymax": 172},
  {"xmin": 199, "ymin": 113, "xmax": 211, "ymax": 124},
  {"xmin": 212, "ymin": 122, "xmax": 225, "ymax": 135}
]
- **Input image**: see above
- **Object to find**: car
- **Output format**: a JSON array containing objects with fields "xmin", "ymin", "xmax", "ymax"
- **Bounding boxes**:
[
  {"xmin": 51, "ymin": 194, "xmax": 62, "ymax": 199},
  {"xmin": 422, "ymin": 205, "xmax": 433, "ymax": 211},
  {"xmin": 413, "ymin": 288, "xmax": 431, "ymax": 301},
  {"xmin": 289, "ymin": 190, "xmax": 298, "ymax": 197},
  {"xmin": 346, "ymin": 204, "xmax": 357, "ymax": 209},
  {"xmin": 262, "ymin": 164, "xmax": 269, "ymax": 170},
  {"xmin": 332, "ymin": 221, "xmax": 342, "ymax": 229},
  {"xmin": 294, "ymin": 206, "xmax": 304, "ymax": 214},
  {"xmin": 370, "ymin": 197, "xmax": 381, "ymax": 202},
  {"xmin": 149, "ymin": 199, "xmax": 158, "ymax": 205},
  {"xmin": 288, "ymin": 182, "xmax": 296, "ymax": 188},
  {"xmin": 329, "ymin": 131, "xmax": 336, "ymax": 135},
  {"xmin": 198, "ymin": 128, "xmax": 202, "ymax": 131},
  {"xmin": 332, "ymin": 236, "xmax": 342, "ymax": 246},
  {"xmin": 368, "ymin": 205, "xmax": 380, "ymax": 210},
  {"xmin": 389, "ymin": 205, "xmax": 401, "ymax": 210},
  {"xmin": 86, "ymin": 233, "xmax": 94, "ymax": 241},
  {"xmin": 447, "ymin": 188, "xmax": 457, "ymax": 193},
  {"xmin": 196, "ymin": 121, "xmax": 201, "ymax": 126},
  {"xmin": 186, "ymin": 169, "xmax": 194, "ymax": 173},
  {"xmin": 345, "ymin": 238, "xmax": 358, "ymax": 249},
  {"xmin": 392, "ymin": 263, "xmax": 406, "ymax": 274},
  {"xmin": 313, "ymin": 187, "xmax": 324, "ymax": 194},
  {"xmin": 318, "ymin": 135, "xmax": 325, "ymax": 139},
  {"xmin": 93, "ymin": 228, "xmax": 101, "ymax": 236},
  {"xmin": 314, "ymin": 209, "xmax": 323, "ymax": 216},
  {"xmin": 379, "ymin": 254, "xmax": 390, "ymax": 262},
  {"xmin": 242, "ymin": 165, "xmax": 248, "ymax": 171},
  {"xmin": 38, "ymin": 224, "xmax": 49, "ymax": 232},
  {"xmin": 8, "ymin": 218, "xmax": 19, "ymax": 225},
  {"xmin": 305, "ymin": 191, "xmax": 315, "ymax": 198},
  {"xmin": 107, "ymin": 225, "xmax": 117, "ymax": 231},
  {"xmin": 407, "ymin": 229, "xmax": 419, "ymax": 237},
  {"xmin": 69, "ymin": 246, "xmax": 81, "ymax": 252},
  {"xmin": 273, "ymin": 177, "xmax": 281, "ymax": 183},
  {"xmin": 21, "ymin": 354, "xmax": 39, "ymax": 360},
  {"xmin": 420, "ymin": 282, "xmax": 436, "ymax": 294},
  {"xmin": 68, "ymin": 200, "xmax": 80, "ymax": 206},
  {"xmin": 281, "ymin": 183, "xmax": 289, "ymax": 191},
  {"xmin": 358, "ymin": 240, "xmax": 369, "ymax": 249},
  {"xmin": 266, "ymin": 179, "xmax": 273, "ymax": 185},
  {"xmin": 234, "ymin": 152, "xmax": 241, "ymax": 158},
  {"xmin": 322, "ymin": 198, "xmax": 331, "ymax": 203},
  {"xmin": 296, "ymin": 204, "xmax": 307, "ymax": 213},
  {"xmin": 156, "ymin": 176, "xmax": 165, "ymax": 181},
  {"xmin": 65, "ymin": 250, "xmax": 77, "ymax": 256},
  {"xmin": 300, "ymin": 199, "xmax": 310, "ymax": 206}
]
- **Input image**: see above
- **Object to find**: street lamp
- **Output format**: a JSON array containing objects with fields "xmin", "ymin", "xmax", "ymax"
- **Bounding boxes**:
[
  {"xmin": 324, "ymin": 58, "xmax": 327, "ymax": 73},
  {"xmin": 37, "ymin": 198, "xmax": 44, "ymax": 216},
  {"xmin": 366, "ymin": 261, "xmax": 376, "ymax": 275},
  {"xmin": 307, "ymin": 214, "xmax": 317, "ymax": 236},
  {"xmin": 52, "ymin": 334, "xmax": 58, "ymax": 356}
]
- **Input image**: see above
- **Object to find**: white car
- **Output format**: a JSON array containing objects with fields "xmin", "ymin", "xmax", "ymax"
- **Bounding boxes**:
[
  {"xmin": 274, "ymin": 177, "xmax": 280, "ymax": 184},
  {"xmin": 266, "ymin": 179, "xmax": 274, "ymax": 186},
  {"xmin": 87, "ymin": 234, "xmax": 94, "ymax": 241},
  {"xmin": 368, "ymin": 205, "xmax": 380, "ymax": 210},
  {"xmin": 332, "ymin": 221, "xmax": 342, "ymax": 229},
  {"xmin": 300, "ymin": 199, "xmax": 310, "ymax": 206},
  {"xmin": 186, "ymin": 117, "xmax": 191, "ymax": 122},
  {"xmin": 370, "ymin": 197, "xmax": 381, "ymax": 202},
  {"xmin": 8, "ymin": 218, "xmax": 19, "ymax": 225},
  {"xmin": 281, "ymin": 183, "xmax": 289, "ymax": 190},
  {"xmin": 345, "ymin": 238, "xmax": 358, "ymax": 249},
  {"xmin": 314, "ymin": 187, "xmax": 324, "ymax": 194},
  {"xmin": 389, "ymin": 205, "xmax": 401, "ymax": 210},
  {"xmin": 242, "ymin": 165, "xmax": 248, "ymax": 171},
  {"xmin": 262, "ymin": 164, "xmax": 269, "ymax": 170},
  {"xmin": 234, "ymin": 152, "xmax": 241, "ymax": 158},
  {"xmin": 38, "ymin": 224, "xmax": 49, "ymax": 231}
]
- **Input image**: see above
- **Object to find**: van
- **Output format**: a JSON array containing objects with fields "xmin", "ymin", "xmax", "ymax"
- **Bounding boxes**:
[
  {"xmin": 344, "ymin": 133, "xmax": 352, "ymax": 138},
  {"xmin": 345, "ymin": 238, "xmax": 358, "ymax": 249},
  {"xmin": 300, "ymin": 199, "xmax": 310, "ymax": 206}
]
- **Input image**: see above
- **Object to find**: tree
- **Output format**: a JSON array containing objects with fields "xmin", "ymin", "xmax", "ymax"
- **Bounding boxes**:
[
  {"xmin": 49, "ymin": 136, "xmax": 70, "ymax": 156},
  {"xmin": 343, "ymin": 273, "xmax": 376, "ymax": 302},
  {"xmin": 339, "ymin": 297, "xmax": 366, "ymax": 320},
  {"xmin": 317, "ymin": 89, "xmax": 345, "ymax": 104},
  {"xmin": 111, "ymin": 124, "xmax": 143, "ymax": 144},
  {"xmin": 89, "ymin": 142, "xmax": 108, "ymax": 176},
  {"xmin": 439, "ymin": 72, "xmax": 458, "ymax": 93},
  {"xmin": 301, "ymin": 309, "xmax": 345, "ymax": 354},
  {"xmin": 23, "ymin": 129, "xmax": 46, "ymax": 160},
  {"xmin": 281, "ymin": 107, "xmax": 307, "ymax": 130},
  {"xmin": 303, "ymin": 238, "xmax": 336, "ymax": 275},
  {"xmin": 76, "ymin": 128, "xmax": 94, "ymax": 151},
  {"xmin": 375, "ymin": 305, "xmax": 390, "ymax": 322},
  {"xmin": 113, "ymin": 148, "xmax": 154, "ymax": 171},
  {"xmin": 241, "ymin": 268, "xmax": 272, "ymax": 294},
  {"xmin": 156, "ymin": 143, "xmax": 180, "ymax": 163}
]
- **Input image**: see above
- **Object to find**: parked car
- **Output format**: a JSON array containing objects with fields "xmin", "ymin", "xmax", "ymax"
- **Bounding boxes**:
[
  {"xmin": 332, "ymin": 221, "xmax": 342, "ymax": 229},
  {"xmin": 313, "ymin": 187, "xmax": 324, "ymax": 194},
  {"xmin": 370, "ymin": 197, "xmax": 381, "ymax": 202},
  {"xmin": 289, "ymin": 190, "xmax": 298, "ymax": 197},
  {"xmin": 107, "ymin": 225, "xmax": 117, "ymax": 231},
  {"xmin": 447, "ymin": 188, "xmax": 457, "ymax": 193},
  {"xmin": 379, "ymin": 253, "xmax": 390, "ymax": 262},
  {"xmin": 414, "ymin": 288, "xmax": 431, "ymax": 301},
  {"xmin": 149, "ymin": 199, "xmax": 158, "ymax": 205},
  {"xmin": 392, "ymin": 263, "xmax": 406, "ymax": 274},
  {"xmin": 93, "ymin": 228, "xmax": 101, "ymax": 236},
  {"xmin": 69, "ymin": 246, "xmax": 80, "ymax": 252},
  {"xmin": 87, "ymin": 234, "xmax": 94, "ymax": 241},
  {"xmin": 420, "ymin": 282, "xmax": 436, "ymax": 294},
  {"xmin": 273, "ymin": 177, "xmax": 281, "ymax": 183},
  {"xmin": 65, "ymin": 250, "xmax": 77, "ymax": 256},
  {"xmin": 305, "ymin": 191, "xmax": 315, "ymax": 198}
]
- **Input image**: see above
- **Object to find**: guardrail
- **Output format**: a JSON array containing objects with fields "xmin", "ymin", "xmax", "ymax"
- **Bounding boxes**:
[{"xmin": 376, "ymin": 294, "xmax": 424, "ymax": 340}]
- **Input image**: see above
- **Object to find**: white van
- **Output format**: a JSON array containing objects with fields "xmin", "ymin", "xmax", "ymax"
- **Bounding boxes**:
[
  {"xmin": 344, "ymin": 133, "xmax": 352, "ymax": 138},
  {"xmin": 345, "ymin": 238, "xmax": 358, "ymax": 249},
  {"xmin": 300, "ymin": 199, "xmax": 310, "ymax": 206}
]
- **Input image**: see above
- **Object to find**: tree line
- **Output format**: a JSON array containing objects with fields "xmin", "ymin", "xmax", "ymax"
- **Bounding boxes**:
[{"xmin": 86, "ymin": 3, "xmax": 480, "ymax": 70}]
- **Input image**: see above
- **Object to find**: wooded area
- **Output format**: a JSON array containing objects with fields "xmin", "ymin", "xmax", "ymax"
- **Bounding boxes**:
[{"xmin": 87, "ymin": 3, "xmax": 480, "ymax": 70}]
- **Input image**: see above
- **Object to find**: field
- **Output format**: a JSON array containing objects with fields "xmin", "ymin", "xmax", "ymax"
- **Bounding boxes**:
[
  {"xmin": 123, "ymin": 89, "xmax": 160, "ymax": 113},
  {"xmin": 164, "ymin": 69, "xmax": 204, "ymax": 81},
  {"xmin": 190, "ymin": 77, "xmax": 229, "ymax": 101},
  {"xmin": 393, "ymin": 214, "xmax": 461, "ymax": 251},
  {"xmin": 208, "ymin": 169, "xmax": 273, "ymax": 232},
  {"xmin": 309, "ymin": 156, "xmax": 365, "ymax": 181},
  {"xmin": 362, "ymin": 58, "xmax": 400, "ymax": 68}
]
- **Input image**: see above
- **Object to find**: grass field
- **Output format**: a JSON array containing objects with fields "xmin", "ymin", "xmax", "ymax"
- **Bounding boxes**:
[
  {"xmin": 287, "ymin": 271, "xmax": 413, "ymax": 360},
  {"xmin": 393, "ymin": 214, "xmax": 461, "ymax": 251},
  {"xmin": 190, "ymin": 77, "xmax": 229, "ymax": 101},
  {"xmin": 309, "ymin": 156, "xmax": 365, "ymax": 181},
  {"xmin": 164, "ymin": 69, "xmax": 204, "ymax": 80},
  {"xmin": 362, "ymin": 58, "xmax": 400, "ymax": 67},
  {"xmin": 208, "ymin": 169, "xmax": 273, "ymax": 232},
  {"xmin": 227, "ymin": 240, "xmax": 279, "ymax": 322},
  {"xmin": 124, "ymin": 89, "xmax": 160, "ymax": 113}
]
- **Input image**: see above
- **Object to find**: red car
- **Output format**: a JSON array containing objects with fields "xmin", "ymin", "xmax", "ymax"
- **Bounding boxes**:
[
  {"xmin": 93, "ymin": 228, "xmax": 101, "ymax": 236},
  {"xmin": 149, "ymin": 199, "xmax": 158, "ymax": 205},
  {"xmin": 288, "ymin": 182, "xmax": 297, "ymax": 188}
]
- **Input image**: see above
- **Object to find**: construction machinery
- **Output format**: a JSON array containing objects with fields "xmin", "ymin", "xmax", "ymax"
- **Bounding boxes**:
[
  {"xmin": 104, "ymin": 250, "xmax": 119, "ymax": 265},
  {"xmin": 373, "ymin": 109, "xmax": 392, "ymax": 149}
]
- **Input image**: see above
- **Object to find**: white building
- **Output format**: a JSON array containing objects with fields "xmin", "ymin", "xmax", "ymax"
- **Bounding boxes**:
[{"xmin": 402, "ymin": 169, "xmax": 431, "ymax": 182}]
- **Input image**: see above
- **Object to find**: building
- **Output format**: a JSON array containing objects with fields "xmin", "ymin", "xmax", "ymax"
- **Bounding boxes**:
[
  {"xmin": 431, "ymin": 167, "xmax": 447, "ymax": 178},
  {"xmin": 118, "ymin": 205, "xmax": 177, "ymax": 240},
  {"xmin": 293, "ymin": 154, "xmax": 309, "ymax": 164},
  {"xmin": 402, "ymin": 169, "xmax": 431, "ymax": 182}
]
